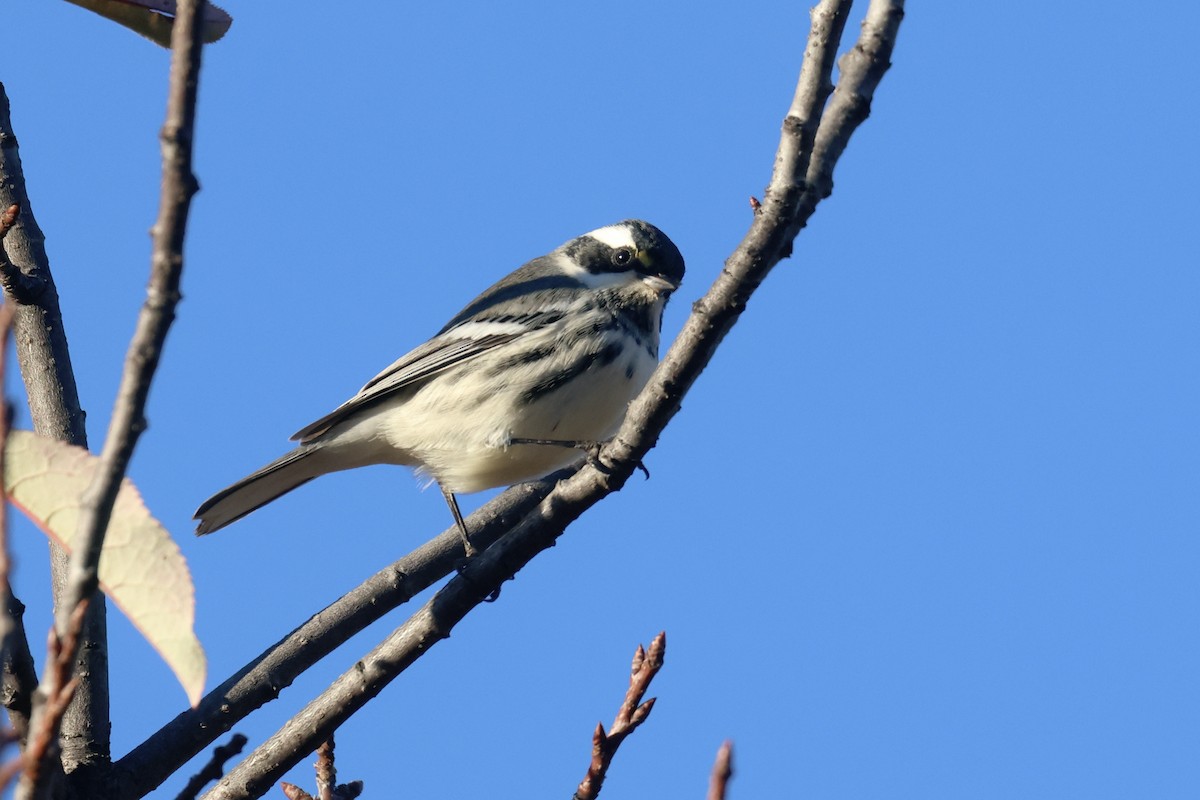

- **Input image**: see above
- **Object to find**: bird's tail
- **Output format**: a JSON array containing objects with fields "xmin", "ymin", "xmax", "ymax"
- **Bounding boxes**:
[{"xmin": 194, "ymin": 447, "xmax": 324, "ymax": 535}]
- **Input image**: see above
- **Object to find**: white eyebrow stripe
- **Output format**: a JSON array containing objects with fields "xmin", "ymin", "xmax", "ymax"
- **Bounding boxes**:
[{"xmin": 583, "ymin": 224, "xmax": 637, "ymax": 250}]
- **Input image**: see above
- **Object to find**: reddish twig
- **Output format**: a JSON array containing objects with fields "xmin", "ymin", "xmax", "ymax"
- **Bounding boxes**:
[
  {"xmin": 173, "ymin": 733, "xmax": 248, "ymax": 800},
  {"xmin": 707, "ymin": 741, "xmax": 734, "ymax": 800},
  {"xmin": 18, "ymin": 598, "xmax": 90, "ymax": 793},
  {"xmin": 279, "ymin": 783, "xmax": 312, "ymax": 800},
  {"xmin": 18, "ymin": 3, "xmax": 207, "ymax": 795},
  {"xmin": 0, "ymin": 755, "xmax": 24, "ymax": 796},
  {"xmin": 280, "ymin": 735, "xmax": 362, "ymax": 800},
  {"xmin": 314, "ymin": 737, "xmax": 335, "ymax": 800},
  {"xmin": 573, "ymin": 632, "xmax": 666, "ymax": 800},
  {"xmin": 0, "ymin": 726, "xmax": 22, "ymax": 794},
  {"xmin": 0, "ymin": 205, "xmax": 17, "ymax": 237}
]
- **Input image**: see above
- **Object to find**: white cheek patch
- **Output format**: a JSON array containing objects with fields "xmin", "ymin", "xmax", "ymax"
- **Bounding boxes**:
[
  {"xmin": 577, "ymin": 269, "xmax": 640, "ymax": 289},
  {"xmin": 584, "ymin": 223, "xmax": 637, "ymax": 250}
]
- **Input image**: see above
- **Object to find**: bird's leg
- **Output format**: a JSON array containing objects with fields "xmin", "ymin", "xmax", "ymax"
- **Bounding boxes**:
[
  {"xmin": 507, "ymin": 437, "xmax": 650, "ymax": 479},
  {"xmin": 440, "ymin": 486, "xmax": 478, "ymax": 558}
]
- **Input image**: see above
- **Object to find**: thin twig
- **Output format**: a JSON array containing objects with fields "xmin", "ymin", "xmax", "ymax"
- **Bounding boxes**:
[
  {"xmin": 13, "ymin": 2, "xmax": 207, "ymax": 795},
  {"xmin": 17, "ymin": 598, "xmax": 89, "ymax": 796},
  {"xmin": 53, "ymin": 0, "xmax": 205, "ymax": 635},
  {"xmin": 706, "ymin": 741, "xmax": 734, "ymax": 800},
  {"xmin": 315, "ymin": 737, "xmax": 335, "ymax": 800},
  {"xmin": 574, "ymin": 633, "xmax": 666, "ymax": 800},
  {"xmin": 173, "ymin": 733, "xmax": 248, "ymax": 800},
  {"xmin": 278, "ymin": 736, "xmax": 363, "ymax": 800},
  {"xmin": 199, "ymin": 6, "xmax": 903, "ymax": 794},
  {"xmin": 279, "ymin": 783, "xmax": 313, "ymax": 800},
  {"xmin": 0, "ymin": 738, "xmax": 25, "ymax": 797}
]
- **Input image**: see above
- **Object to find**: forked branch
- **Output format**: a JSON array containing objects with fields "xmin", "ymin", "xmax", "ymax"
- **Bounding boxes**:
[{"xmin": 573, "ymin": 633, "xmax": 667, "ymax": 800}]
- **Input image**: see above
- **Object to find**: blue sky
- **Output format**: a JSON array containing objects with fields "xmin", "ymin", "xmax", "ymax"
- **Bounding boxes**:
[{"xmin": 4, "ymin": 1, "xmax": 1199, "ymax": 798}]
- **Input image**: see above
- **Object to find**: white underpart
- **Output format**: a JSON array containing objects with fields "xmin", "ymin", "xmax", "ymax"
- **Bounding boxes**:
[{"xmin": 313, "ymin": 293, "xmax": 665, "ymax": 494}]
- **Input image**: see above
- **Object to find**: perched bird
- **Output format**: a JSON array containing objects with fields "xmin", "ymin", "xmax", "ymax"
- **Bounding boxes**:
[{"xmin": 194, "ymin": 220, "xmax": 685, "ymax": 553}]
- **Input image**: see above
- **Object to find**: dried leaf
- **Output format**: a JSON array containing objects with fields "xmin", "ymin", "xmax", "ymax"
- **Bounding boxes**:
[
  {"xmin": 64, "ymin": 0, "xmax": 233, "ymax": 47},
  {"xmin": 4, "ymin": 430, "xmax": 206, "ymax": 706}
]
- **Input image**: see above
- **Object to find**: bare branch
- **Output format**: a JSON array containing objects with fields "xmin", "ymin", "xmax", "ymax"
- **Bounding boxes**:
[
  {"xmin": 706, "ymin": 741, "xmax": 734, "ymax": 800},
  {"xmin": 16, "ymin": 0, "xmax": 211, "ymax": 794},
  {"xmin": 122, "ymin": 5, "xmax": 904, "ymax": 795},
  {"xmin": 0, "ymin": 81, "xmax": 107, "ymax": 775},
  {"xmin": 16, "ymin": 4, "xmax": 207, "ymax": 794},
  {"xmin": 0, "ymin": 300, "xmax": 26, "ymax": 735},
  {"xmin": 113, "ymin": 478, "xmax": 551, "ymax": 797},
  {"xmin": 173, "ymin": 733, "xmax": 247, "ymax": 800},
  {"xmin": 194, "ymin": 6, "xmax": 904, "ymax": 794},
  {"xmin": 53, "ymin": 0, "xmax": 205, "ymax": 635},
  {"xmin": 0, "ymin": 88, "xmax": 89, "ymax": 447},
  {"xmin": 189, "ymin": 495, "xmax": 595, "ymax": 798},
  {"xmin": 804, "ymin": 0, "xmax": 906, "ymax": 207},
  {"xmin": 574, "ymin": 633, "xmax": 666, "ymax": 800}
]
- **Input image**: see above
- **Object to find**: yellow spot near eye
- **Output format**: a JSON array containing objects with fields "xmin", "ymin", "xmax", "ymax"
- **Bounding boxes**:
[{"xmin": 636, "ymin": 250, "xmax": 654, "ymax": 268}]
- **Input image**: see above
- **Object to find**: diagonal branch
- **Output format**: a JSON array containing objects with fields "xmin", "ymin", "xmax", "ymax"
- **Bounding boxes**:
[
  {"xmin": 113, "ymin": 479, "xmax": 553, "ymax": 798},
  {"xmin": 198, "ymin": 3, "xmax": 904, "ymax": 795}
]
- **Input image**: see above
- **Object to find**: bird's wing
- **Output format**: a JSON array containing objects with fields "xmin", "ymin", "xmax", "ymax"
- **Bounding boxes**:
[{"xmin": 290, "ymin": 329, "xmax": 522, "ymax": 443}]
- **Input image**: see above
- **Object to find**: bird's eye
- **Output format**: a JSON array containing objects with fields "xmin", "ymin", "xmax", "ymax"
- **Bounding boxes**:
[{"xmin": 612, "ymin": 247, "xmax": 635, "ymax": 267}]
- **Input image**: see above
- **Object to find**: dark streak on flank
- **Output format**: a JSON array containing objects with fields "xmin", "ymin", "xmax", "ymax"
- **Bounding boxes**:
[{"xmin": 522, "ymin": 347, "xmax": 602, "ymax": 404}]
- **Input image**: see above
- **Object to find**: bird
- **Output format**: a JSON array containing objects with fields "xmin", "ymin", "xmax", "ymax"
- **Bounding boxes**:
[{"xmin": 194, "ymin": 219, "xmax": 685, "ymax": 554}]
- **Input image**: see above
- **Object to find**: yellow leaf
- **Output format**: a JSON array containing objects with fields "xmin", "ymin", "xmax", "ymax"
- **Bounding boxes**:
[{"xmin": 4, "ymin": 430, "xmax": 206, "ymax": 707}]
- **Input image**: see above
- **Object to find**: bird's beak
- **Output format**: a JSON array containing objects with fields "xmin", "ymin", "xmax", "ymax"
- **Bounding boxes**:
[
  {"xmin": 637, "ymin": 251, "xmax": 680, "ymax": 294},
  {"xmin": 641, "ymin": 274, "xmax": 678, "ymax": 294}
]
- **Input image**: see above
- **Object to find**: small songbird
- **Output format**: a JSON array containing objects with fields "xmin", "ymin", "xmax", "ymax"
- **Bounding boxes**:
[{"xmin": 194, "ymin": 220, "xmax": 685, "ymax": 553}]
